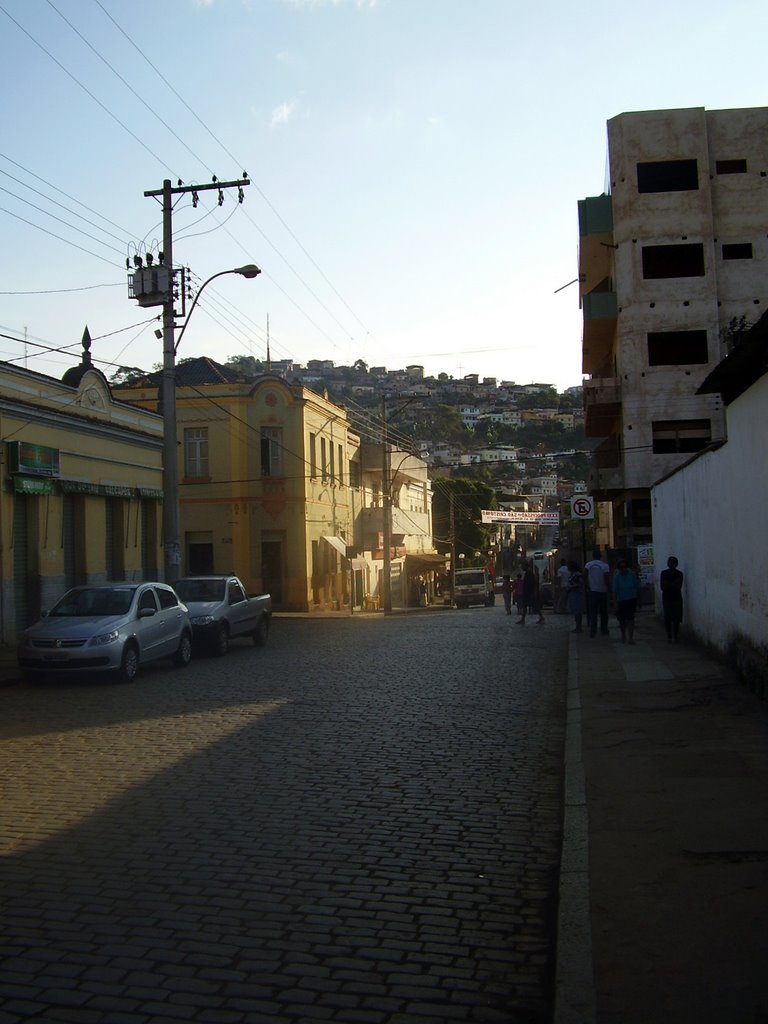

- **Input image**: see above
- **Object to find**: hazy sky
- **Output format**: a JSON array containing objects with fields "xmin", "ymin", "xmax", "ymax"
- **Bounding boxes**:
[{"xmin": 1, "ymin": 0, "xmax": 766, "ymax": 392}]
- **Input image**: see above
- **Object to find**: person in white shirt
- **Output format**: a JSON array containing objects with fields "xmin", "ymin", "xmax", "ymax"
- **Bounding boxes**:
[
  {"xmin": 555, "ymin": 558, "xmax": 570, "ymax": 614},
  {"xmin": 584, "ymin": 548, "xmax": 611, "ymax": 637}
]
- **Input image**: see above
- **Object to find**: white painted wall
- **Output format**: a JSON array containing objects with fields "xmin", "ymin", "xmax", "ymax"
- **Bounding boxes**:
[{"xmin": 651, "ymin": 372, "xmax": 768, "ymax": 655}]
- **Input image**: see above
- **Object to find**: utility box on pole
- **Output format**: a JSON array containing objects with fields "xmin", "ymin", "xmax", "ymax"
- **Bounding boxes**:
[{"xmin": 128, "ymin": 266, "xmax": 173, "ymax": 308}]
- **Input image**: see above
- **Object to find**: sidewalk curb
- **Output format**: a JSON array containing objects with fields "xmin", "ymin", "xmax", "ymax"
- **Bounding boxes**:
[{"xmin": 554, "ymin": 634, "xmax": 596, "ymax": 1023}]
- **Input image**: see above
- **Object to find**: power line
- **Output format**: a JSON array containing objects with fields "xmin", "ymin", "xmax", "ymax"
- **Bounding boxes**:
[
  {"xmin": 0, "ymin": 166, "xmax": 128, "ymax": 247},
  {"xmin": 0, "ymin": 283, "xmax": 123, "ymax": 296},
  {"xmin": 90, "ymin": 0, "xmax": 377, "ymax": 349},
  {"xmin": 0, "ymin": 2, "xmax": 177, "ymax": 180},
  {"xmin": 45, "ymin": 0, "xmax": 217, "ymax": 179},
  {"xmin": 0, "ymin": 183, "xmax": 127, "ymax": 257},
  {"xmin": 0, "ymin": 204, "xmax": 124, "ymax": 269},
  {"xmin": 0, "ymin": 152, "xmax": 133, "ymax": 237}
]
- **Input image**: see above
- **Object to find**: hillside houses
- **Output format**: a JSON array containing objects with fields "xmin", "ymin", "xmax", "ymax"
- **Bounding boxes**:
[{"xmin": 216, "ymin": 356, "xmax": 587, "ymax": 505}]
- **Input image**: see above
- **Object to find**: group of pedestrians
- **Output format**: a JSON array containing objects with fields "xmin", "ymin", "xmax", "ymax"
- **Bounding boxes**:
[
  {"xmin": 552, "ymin": 550, "xmax": 685, "ymax": 644},
  {"xmin": 500, "ymin": 560, "xmax": 546, "ymax": 624}
]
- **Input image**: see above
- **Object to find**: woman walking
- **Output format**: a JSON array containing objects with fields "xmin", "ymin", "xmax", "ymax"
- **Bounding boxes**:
[
  {"xmin": 613, "ymin": 559, "xmax": 640, "ymax": 644},
  {"xmin": 565, "ymin": 560, "xmax": 585, "ymax": 633}
]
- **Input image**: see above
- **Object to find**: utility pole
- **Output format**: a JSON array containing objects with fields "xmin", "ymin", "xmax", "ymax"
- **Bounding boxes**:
[
  {"xmin": 141, "ymin": 176, "xmax": 250, "ymax": 584},
  {"xmin": 379, "ymin": 394, "xmax": 418, "ymax": 614},
  {"xmin": 449, "ymin": 492, "xmax": 456, "ymax": 608},
  {"xmin": 381, "ymin": 396, "xmax": 392, "ymax": 614}
]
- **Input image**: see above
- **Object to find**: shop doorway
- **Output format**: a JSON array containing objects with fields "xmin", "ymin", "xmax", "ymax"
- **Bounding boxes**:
[{"xmin": 261, "ymin": 536, "xmax": 284, "ymax": 606}]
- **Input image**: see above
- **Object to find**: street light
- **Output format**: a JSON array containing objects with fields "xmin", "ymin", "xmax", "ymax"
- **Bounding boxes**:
[
  {"xmin": 173, "ymin": 265, "xmax": 261, "ymax": 353},
  {"xmin": 162, "ymin": 263, "xmax": 261, "ymax": 584}
]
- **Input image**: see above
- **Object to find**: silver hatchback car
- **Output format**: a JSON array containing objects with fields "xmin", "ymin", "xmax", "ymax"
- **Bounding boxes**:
[{"xmin": 17, "ymin": 582, "xmax": 193, "ymax": 682}]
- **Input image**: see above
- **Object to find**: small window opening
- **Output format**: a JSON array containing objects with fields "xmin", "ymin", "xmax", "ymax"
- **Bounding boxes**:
[{"xmin": 716, "ymin": 159, "xmax": 747, "ymax": 174}]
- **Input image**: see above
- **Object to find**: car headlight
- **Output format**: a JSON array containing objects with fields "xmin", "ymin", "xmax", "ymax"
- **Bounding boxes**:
[
  {"xmin": 190, "ymin": 615, "xmax": 215, "ymax": 626},
  {"xmin": 91, "ymin": 629, "xmax": 120, "ymax": 646}
]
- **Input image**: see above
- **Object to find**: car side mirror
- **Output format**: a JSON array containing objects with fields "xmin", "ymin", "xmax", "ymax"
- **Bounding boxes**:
[{"xmin": 138, "ymin": 607, "xmax": 155, "ymax": 618}]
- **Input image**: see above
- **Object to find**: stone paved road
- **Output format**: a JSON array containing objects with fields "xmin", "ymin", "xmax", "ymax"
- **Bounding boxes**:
[{"xmin": 0, "ymin": 607, "xmax": 568, "ymax": 1024}]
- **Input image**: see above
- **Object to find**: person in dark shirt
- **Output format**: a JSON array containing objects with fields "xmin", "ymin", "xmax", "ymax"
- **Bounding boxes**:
[{"xmin": 660, "ymin": 555, "xmax": 684, "ymax": 642}]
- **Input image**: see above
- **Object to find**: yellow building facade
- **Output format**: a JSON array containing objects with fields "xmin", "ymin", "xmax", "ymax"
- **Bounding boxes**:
[
  {"xmin": 116, "ymin": 365, "xmax": 360, "ymax": 612},
  {"xmin": 0, "ymin": 351, "xmax": 165, "ymax": 645}
]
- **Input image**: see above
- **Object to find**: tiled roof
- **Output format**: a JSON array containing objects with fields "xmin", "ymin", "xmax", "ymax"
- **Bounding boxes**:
[
  {"xmin": 142, "ymin": 357, "xmax": 246, "ymax": 387},
  {"xmin": 175, "ymin": 357, "xmax": 244, "ymax": 385}
]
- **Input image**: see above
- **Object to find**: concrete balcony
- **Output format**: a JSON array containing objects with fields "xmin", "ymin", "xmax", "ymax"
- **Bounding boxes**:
[{"xmin": 584, "ymin": 377, "xmax": 622, "ymax": 438}]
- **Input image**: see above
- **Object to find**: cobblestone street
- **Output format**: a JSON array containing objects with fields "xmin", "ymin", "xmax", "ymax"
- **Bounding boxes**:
[{"xmin": 0, "ymin": 608, "xmax": 569, "ymax": 1024}]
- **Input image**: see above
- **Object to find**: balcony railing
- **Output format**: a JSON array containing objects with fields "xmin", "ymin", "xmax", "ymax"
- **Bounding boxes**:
[
  {"xmin": 583, "ymin": 291, "xmax": 618, "ymax": 321},
  {"xmin": 582, "ymin": 291, "xmax": 618, "ymax": 374},
  {"xmin": 578, "ymin": 194, "xmax": 613, "ymax": 237}
]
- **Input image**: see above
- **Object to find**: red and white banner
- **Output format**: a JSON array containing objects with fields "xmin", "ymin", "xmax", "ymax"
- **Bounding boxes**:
[{"xmin": 481, "ymin": 509, "xmax": 560, "ymax": 525}]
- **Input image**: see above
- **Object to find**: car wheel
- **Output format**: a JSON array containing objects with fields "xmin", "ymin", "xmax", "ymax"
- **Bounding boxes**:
[
  {"xmin": 118, "ymin": 643, "xmax": 139, "ymax": 683},
  {"xmin": 213, "ymin": 623, "xmax": 229, "ymax": 657},
  {"xmin": 253, "ymin": 617, "xmax": 269, "ymax": 647},
  {"xmin": 173, "ymin": 631, "xmax": 193, "ymax": 668}
]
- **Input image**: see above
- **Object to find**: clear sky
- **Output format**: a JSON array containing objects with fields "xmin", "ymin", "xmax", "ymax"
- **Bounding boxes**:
[{"xmin": 1, "ymin": 0, "xmax": 766, "ymax": 392}]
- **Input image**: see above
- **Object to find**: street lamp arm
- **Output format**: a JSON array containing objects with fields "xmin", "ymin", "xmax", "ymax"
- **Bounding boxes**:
[{"xmin": 175, "ymin": 264, "xmax": 261, "ymax": 354}]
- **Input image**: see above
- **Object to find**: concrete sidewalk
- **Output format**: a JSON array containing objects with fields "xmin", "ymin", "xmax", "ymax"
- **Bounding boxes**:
[{"xmin": 557, "ymin": 609, "xmax": 768, "ymax": 1024}]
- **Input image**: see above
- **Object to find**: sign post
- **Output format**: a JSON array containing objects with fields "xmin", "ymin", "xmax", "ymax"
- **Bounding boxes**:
[{"xmin": 570, "ymin": 495, "xmax": 595, "ymax": 566}]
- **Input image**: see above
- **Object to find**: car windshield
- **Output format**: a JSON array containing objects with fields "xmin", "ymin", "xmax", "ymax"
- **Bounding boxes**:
[
  {"xmin": 456, "ymin": 572, "xmax": 485, "ymax": 586},
  {"xmin": 175, "ymin": 579, "xmax": 225, "ymax": 603},
  {"xmin": 50, "ymin": 587, "xmax": 135, "ymax": 617}
]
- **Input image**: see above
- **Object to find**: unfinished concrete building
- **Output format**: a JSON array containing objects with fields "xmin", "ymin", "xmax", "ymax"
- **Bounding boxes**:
[{"xmin": 578, "ymin": 105, "xmax": 768, "ymax": 548}]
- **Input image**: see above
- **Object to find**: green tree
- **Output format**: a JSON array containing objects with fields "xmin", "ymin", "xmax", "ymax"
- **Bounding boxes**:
[
  {"xmin": 411, "ymin": 403, "xmax": 467, "ymax": 444},
  {"xmin": 224, "ymin": 354, "xmax": 262, "ymax": 378},
  {"xmin": 109, "ymin": 365, "xmax": 151, "ymax": 385},
  {"xmin": 431, "ymin": 477, "xmax": 497, "ymax": 560}
]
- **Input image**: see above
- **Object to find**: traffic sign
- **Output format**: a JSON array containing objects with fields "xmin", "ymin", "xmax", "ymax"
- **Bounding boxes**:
[{"xmin": 570, "ymin": 495, "xmax": 595, "ymax": 520}]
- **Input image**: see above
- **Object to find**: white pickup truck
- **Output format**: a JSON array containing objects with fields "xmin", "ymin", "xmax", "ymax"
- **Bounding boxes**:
[
  {"xmin": 453, "ymin": 568, "xmax": 494, "ymax": 609},
  {"xmin": 174, "ymin": 575, "xmax": 272, "ymax": 656}
]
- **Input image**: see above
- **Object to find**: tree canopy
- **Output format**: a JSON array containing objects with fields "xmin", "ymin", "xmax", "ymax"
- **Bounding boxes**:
[{"xmin": 431, "ymin": 477, "xmax": 497, "ymax": 560}]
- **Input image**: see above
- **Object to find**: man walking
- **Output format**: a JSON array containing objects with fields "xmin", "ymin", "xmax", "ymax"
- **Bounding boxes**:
[{"xmin": 584, "ymin": 548, "xmax": 611, "ymax": 637}]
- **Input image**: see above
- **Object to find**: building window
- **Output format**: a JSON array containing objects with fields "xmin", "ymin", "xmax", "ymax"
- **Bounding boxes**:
[
  {"xmin": 647, "ymin": 330, "xmax": 708, "ymax": 366},
  {"xmin": 184, "ymin": 427, "xmax": 208, "ymax": 478},
  {"xmin": 337, "ymin": 444, "xmax": 344, "ymax": 487},
  {"xmin": 637, "ymin": 159, "xmax": 698, "ymax": 193},
  {"xmin": 309, "ymin": 433, "xmax": 317, "ymax": 479},
  {"xmin": 722, "ymin": 242, "xmax": 753, "ymax": 260},
  {"xmin": 329, "ymin": 441, "xmax": 335, "ymax": 483},
  {"xmin": 321, "ymin": 437, "xmax": 328, "ymax": 481},
  {"xmin": 652, "ymin": 419, "xmax": 711, "ymax": 454},
  {"xmin": 642, "ymin": 243, "xmax": 705, "ymax": 279},
  {"xmin": 261, "ymin": 427, "xmax": 282, "ymax": 477},
  {"xmin": 716, "ymin": 159, "xmax": 747, "ymax": 174}
]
